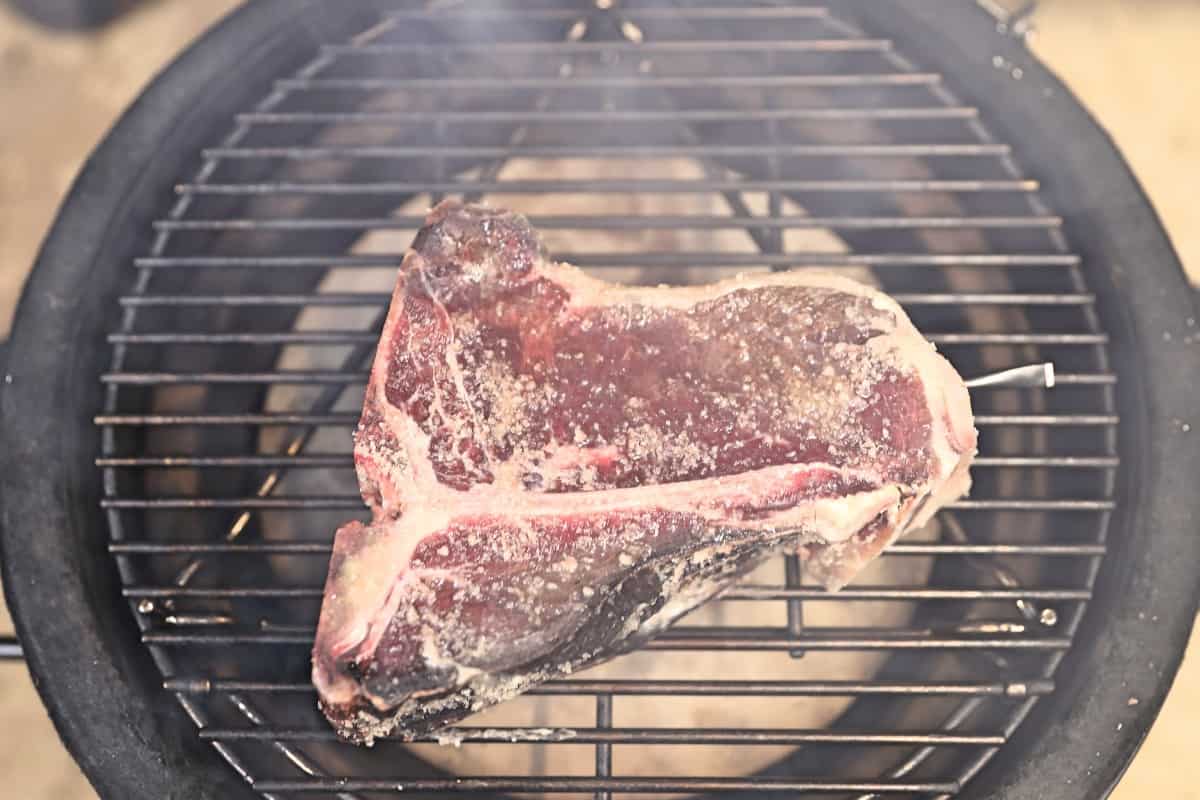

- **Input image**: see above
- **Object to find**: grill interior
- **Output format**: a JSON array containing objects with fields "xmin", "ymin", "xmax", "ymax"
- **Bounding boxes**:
[{"xmin": 98, "ymin": 2, "xmax": 1117, "ymax": 797}]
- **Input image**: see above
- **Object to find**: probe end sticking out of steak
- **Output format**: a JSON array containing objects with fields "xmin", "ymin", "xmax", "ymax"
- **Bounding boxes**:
[{"xmin": 312, "ymin": 200, "xmax": 976, "ymax": 744}]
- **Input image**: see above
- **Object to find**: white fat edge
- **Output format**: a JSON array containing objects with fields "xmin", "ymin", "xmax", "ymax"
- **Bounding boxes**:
[
  {"xmin": 740, "ymin": 484, "xmax": 903, "ymax": 545},
  {"xmin": 620, "ymin": 602, "xmax": 654, "ymax": 639},
  {"xmin": 350, "ymin": 266, "xmax": 417, "ymax": 511},
  {"xmin": 863, "ymin": 320, "xmax": 976, "ymax": 535},
  {"xmin": 911, "ymin": 348, "xmax": 976, "ymax": 532},
  {"xmin": 375, "ymin": 406, "xmax": 438, "ymax": 499},
  {"xmin": 360, "ymin": 401, "xmax": 423, "ymax": 511},
  {"xmin": 359, "ymin": 277, "xmax": 445, "ymax": 513},
  {"xmin": 316, "ymin": 506, "xmax": 453, "ymax": 709},
  {"xmin": 910, "ymin": 452, "xmax": 973, "ymax": 532},
  {"xmin": 651, "ymin": 571, "xmax": 735, "ymax": 630},
  {"xmin": 637, "ymin": 552, "xmax": 750, "ymax": 637}
]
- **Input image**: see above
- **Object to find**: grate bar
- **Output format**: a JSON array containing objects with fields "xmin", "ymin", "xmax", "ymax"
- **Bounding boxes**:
[
  {"xmin": 93, "ymin": 412, "xmax": 1120, "ymax": 427},
  {"xmin": 594, "ymin": 694, "xmax": 613, "ymax": 800},
  {"xmin": 949, "ymin": 499, "xmax": 1114, "ymax": 511},
  {"xmin": 974, "ymin": 414, "xmax": 1118, "ymax": 426},
  {"xmin": 115, "ymin": 292, "xmax": 1093, "ymax": 307},
  {"xmin": 222, "ymin": 692, "xmax": 359, "ymax": 800},
  {"xmin": 123, "ymin": 584, "xmax": 1091, "ymax": 600},
  {"xmin": 95, "ymin": 413, "xmax": 360, "ymax": 426},
  {"xmin": 727, "ymin": 586, "xmax": 1091, "ymax": 601},
  {"xmin": 380, "ymin": 7, "xmax": 834, "ymax": 20},
  {"xmin": 204, "ymin": 143, "xmax": 1004, "ymax": 160},
  {"xmin": 131, "ymin": 253, "xmax": 1083, "ymax": 268},
  {"xmin": 104, "ymin": 496, "xmax": 1112, "ymax": 511},
  {"xmin": 882, "ymin": 543, "xmax": 1106, "ymax": 556},
  {"xmin": 97, "ymin": 455, "xmax": 353, "ymax": 468},
  {"xmin": 96, "ymin": 1, "xmax": 1117, "ymax": 794},
  {"xmin": 111, "ymin": 542, "xmax": 1106, "ymax": 557},
  {"xmin": 99, "ymin": 371, "xmax": 1114, "ymax": 386},
  {"xmin": 251, "ymin": 777, "xmax": 960, "ymax": 794},
  {"xmin": 855, "ymin": 695, "xmax": 988, "ymax": 800},
  {"xmin": 114, "ymin": 543, "xmax": 333, "ymax": 555},
  {"xmin": 972, "ymin": 456, "xmax": 1118, "ymax": 467},
  {"xmin": 104, "ymin": 496, "xmax": 364, "ymax": 509},
  {"xmin": 0, "ymin": 637, "xmax": 22, "ymax": 660},
  {"xmin": 104, "ymin": 331, "xmax": 1108, "ymax": 346},
  {"xmin": 273, "ymin": 74, "xmax": 945, "ymax": 91},
  {"xmin": 130, "ymin": 587, "xmax": 323, "ymax": 598},
  {"xmin": 109, "ymin": 332, "xmax": 382, "ymax": 344},
  {"xmin": 1052, "ymin": 373, "xmax": 1119, "ymax": 385},
  {"xmin": 102, "ymin": 371, "xmax": 371, "ymax": 385},
  {"xmin": 897, "ymin": 293, "xmax": 1091, "ymax": 304},
  {"xmin": 163, "ymin": 677, "xmax": 1055, "ymax": 697},
  {"xmin": 176, "ymin": 178, "xmax": 1042, "ymax": 195},
  {"xmin": 153, "ymin": 214, "xmax": 1062, "ymax": 232},
  {"xmin": 323, "ymin": 40, "xmax": 894, "ymax": 56},
  {"xmin": 100, "ymin": 455, "xmax": 1117, "ymax": 469},
  {"xmin": 239, "ymin": 107, "xmax": 980, "ymax": 125},
  {"xmin": 200, "ymin": 727, "xmax": 1006, "ymax": 746},
  {"xmin": 141, "ymin": 630, "xmax": 1073, "ymax": 651},
  {"xmin": 931, "ymin": 333, "xmax": 1107, "ymax": 345}
]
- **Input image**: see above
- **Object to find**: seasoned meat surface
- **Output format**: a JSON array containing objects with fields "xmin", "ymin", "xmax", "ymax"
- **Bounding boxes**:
[{"xmin": 313, "ymin": 201, "xmax": 976, "ymax": 744}]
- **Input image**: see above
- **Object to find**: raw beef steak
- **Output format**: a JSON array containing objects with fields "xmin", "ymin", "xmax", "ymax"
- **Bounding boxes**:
[{"xmin": 313, "ymin": 201, "xmax": 976, "ymax": 744}]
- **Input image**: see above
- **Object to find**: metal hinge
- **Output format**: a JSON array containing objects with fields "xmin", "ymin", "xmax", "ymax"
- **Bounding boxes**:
[
  {"xmin": 0, "ymin": 638, "xmax": 20, "ymax": 660},
  {"xmin": 976, "ymin": 0, "xmax": 1038, "ymax": 40}
]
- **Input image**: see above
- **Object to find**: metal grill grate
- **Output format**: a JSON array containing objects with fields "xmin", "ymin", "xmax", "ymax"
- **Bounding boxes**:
[{"xmin": 98, "ymin": 2, "xmax": 1116, "ymax": 797}]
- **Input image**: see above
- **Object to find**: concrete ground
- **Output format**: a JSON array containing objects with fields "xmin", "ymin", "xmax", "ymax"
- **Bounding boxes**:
[{"xmin": 0, "ymin": 0, "xmax": 1196, "ymax": 797}]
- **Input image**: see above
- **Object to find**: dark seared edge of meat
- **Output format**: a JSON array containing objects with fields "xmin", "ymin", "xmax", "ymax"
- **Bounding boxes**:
[{"xmin": 319, "ymin": 530, "xmax": 793, "ymax": 745}]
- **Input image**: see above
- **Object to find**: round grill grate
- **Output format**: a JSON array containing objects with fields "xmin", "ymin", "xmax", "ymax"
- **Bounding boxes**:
[{"xmin": 98, "ymin": 2, "xmax": 1117, "ymax": 797}]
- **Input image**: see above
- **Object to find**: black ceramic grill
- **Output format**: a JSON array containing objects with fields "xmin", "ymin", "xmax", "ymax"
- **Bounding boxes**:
[{"xmin": 2, "ymin": 2, "xmax": 1198, "ymax": 799}]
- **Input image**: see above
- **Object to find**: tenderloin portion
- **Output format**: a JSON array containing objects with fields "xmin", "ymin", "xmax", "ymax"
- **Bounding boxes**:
[{"xmin": 313, "ymin": 201, "xmax": 976, "ymax": 743}]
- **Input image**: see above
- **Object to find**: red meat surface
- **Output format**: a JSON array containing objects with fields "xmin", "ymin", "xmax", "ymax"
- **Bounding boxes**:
[{"xmin": 313, "ymin": 201, "xmax": 976, "ymax": 743}]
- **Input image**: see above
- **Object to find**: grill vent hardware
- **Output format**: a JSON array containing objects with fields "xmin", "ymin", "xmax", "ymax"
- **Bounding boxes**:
[{"xmin": 94, "ymin": 2, "xmax": 1116, "ymax": 797}]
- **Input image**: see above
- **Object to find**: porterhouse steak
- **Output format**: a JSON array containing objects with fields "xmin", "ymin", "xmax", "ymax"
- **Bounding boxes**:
[{"xmin": 313, "ymin": 200, "xmax": 976, "ymax": 744}]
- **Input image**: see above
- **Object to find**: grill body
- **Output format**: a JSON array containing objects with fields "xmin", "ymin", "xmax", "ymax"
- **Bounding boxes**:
[{"xmin": 2, "ymin": 2, "xmax": 1198, "ymax": 799}]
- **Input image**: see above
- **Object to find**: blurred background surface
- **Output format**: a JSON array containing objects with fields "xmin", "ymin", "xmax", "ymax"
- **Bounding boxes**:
[{"xmin": 0, "ymin": 0, "xmax": 1195, "ymax": 797}]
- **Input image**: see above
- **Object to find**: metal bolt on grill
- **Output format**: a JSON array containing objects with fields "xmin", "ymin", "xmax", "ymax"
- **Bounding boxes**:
[{"xmin": 95, "ymin": 1, "xmax": 1117, "ymax": 797}]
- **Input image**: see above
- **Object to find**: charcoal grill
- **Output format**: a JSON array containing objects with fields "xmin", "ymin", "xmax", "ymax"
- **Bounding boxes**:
[{"xmin": 2, "ymin": 1, "xmax": 1198, "ymax": 798}]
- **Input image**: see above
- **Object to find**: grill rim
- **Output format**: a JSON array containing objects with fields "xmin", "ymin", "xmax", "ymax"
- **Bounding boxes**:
[{"xmin": 0, "ymin": 2, "xmax": 1197, "ymax": 800}]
